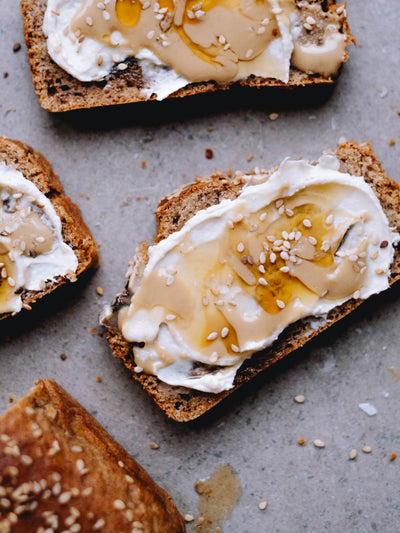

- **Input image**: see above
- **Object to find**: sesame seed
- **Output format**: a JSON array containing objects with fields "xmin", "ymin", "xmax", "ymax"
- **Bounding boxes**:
[
  {"xmin": 245, "ymin": 49, "xmax": 253, "ymax": 59},
  {"xmin": 258, "ymin": 278, "xmax": 268, "ymax": 286},
  {"xmin": 280, "ymin": 251, "xmax": 289, "ymax": 261},
  {"xmin": 294, "ymin": 395, "xmax": 305, "ymax": 404},
  {"xmin": 166, "ymin": 314, "xmax": 176, "ymax": 321},
  {"xmin": 280, "ymin": 266, "xmax": 289, "ymax": 273},
  {"xmin": 93, "ymin": 518, "xmax": 105, "ymax": 530},
  {"xmin": 166, "ymin": 275, "xmax": 174, "ymax": 286},
  {"xmin": 303, "ymin": 219, "xmax": 312, "ymax": 228},
  {"xmin": 86, "ymin": 16, "xmax": 93, "ymax": 26},
  {"xmin": 231, "ymin": 344, "xmax": 239, "ymax": 352},
  {"xmin": 349, "ymin": 449, "xmax": 357, "ymax": 460},
  {"xmin": 258, "ymin": 500, "xmax": 268, "ymax": 510},
  {"xmin": 221, "ymin": 327, "xmax": 229, "ymax": 338},
  {"xmin": 209, "ymin": 352, "xmax": 218, "ymax": 363},
  {"xmin": 237, "ymin": 242, "xmax": 245, "ymax": 253},
  {"xmin": 362, "ymin": 446, "xmax": 372, "ymax": 454},
  {"xmin": 149, "ymin": 442, "xmax": 159, "ymax": 449},
  {"xmin": 313, "ymin": 439, "xmax": 325, "ymax": 448},
  {"xmin": 184, "ymin": 514, "xmax": 195, "ymax": 522},
  {"xmin": 325, "ymin": 214, "xmax": 334, "ymax": 225},
  {"xmin": 202, "ymin": 296, "xmax": 209, "ymax": 306},
  {"xmin": 259, "ymin": 252, "xmax": 266, "ymax": 263},
  {"xmin": 125, "ymin": 475, "xmax": 134, "ymax": 483},
  {"xmin": 113, "ymin": 499, "xmax": 126, "ymax": 510},
  {"xmin": 278, "ymin": 205, "xmax": 285, "ymax": 215},
  {"xmin": 353, "ymin": 290, "xmax": 361, "ymax": 299},
  {"xmin": 134, "ymin": 366, "xmax": 143, "ymax": 373},
  {"xmin": 308, "ymin": 236, "xmax": 317, "ymax": 245},
  {"xmin": 118, "ymin": 461, "xmax": 124, "ymax": 468},
  {"xmin": 269, "ymin": 252, "xmax": 276, "ymax": 263},
  {"xmin": 207, "ymin": 331, "xmax": 218, "ymax": 341},
  {"xmin": 258, "ymin": 265, "xmax": 265, "ymax": 274},
  {"xmin": 59, "ymin": 491, "xmax": 72, "ymax": 504},
  {"xmin": 285, "ymin": 208, "xmax": 294, "ymax": 217}
]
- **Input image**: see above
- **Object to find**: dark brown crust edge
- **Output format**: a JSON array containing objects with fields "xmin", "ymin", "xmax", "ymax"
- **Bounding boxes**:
[
  {"xmin": 104, "ymin": 141, "xmax": 400, "ymax": 422},
  {"xmin": 0, "ymin": 137, "xmax": 99, "ymax": 320},
  {"xmin": 0, "ymin": 379, "xmax": 186, "ymax": 532},
  {"xmin": 20, "ymin": 0, "xmax": 353, "ymax": 112}
]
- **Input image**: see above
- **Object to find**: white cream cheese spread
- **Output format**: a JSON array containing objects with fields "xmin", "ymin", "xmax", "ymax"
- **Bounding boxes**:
[
  {"xmin": 108, "ymin": 155, "xmax": 398, "ymax": 393},
  {"xmin": 0, "ymin": 163, "xmax": 78, "ymax": 314},
  {"xmin": 43, "ymin": 0, "xmax": 348, "ymax": 100}
]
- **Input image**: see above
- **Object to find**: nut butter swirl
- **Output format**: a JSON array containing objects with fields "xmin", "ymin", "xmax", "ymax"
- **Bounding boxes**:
[{"xmin": 71, "ymin": 0, "xmax": 294, "ymax": 82}]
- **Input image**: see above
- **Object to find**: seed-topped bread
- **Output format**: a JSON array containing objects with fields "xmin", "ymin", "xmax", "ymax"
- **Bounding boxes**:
[
  {"xmin": 0, "ymin": 379, "xmax": 186, "ymax": 532},
  {"xmin": 20, "ymin": 0, "xmax": 353, "ymax": 112},
  {"xmin": 101, "ymin": 141, "xmax": 400, "ymax": 422},
  {"xmin": 0, "ymin": 137, "xmax": 99, "ymax": 319}
]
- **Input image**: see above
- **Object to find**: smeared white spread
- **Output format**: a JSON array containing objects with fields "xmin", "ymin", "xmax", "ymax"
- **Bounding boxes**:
[{"xmin": 0, "ymin": 163, "xmax": 78, "ymax": 314}]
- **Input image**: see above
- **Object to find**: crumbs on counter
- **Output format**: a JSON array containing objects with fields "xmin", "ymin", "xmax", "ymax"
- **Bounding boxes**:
[
  {"xmin": 13, "ymin": 43, "xmax": 21, "ymax": 52},
  {"xmin": 205, "ymin": 148, "xmax": 214, "ymax": 159},
  {"xmin": 8, "ymin": 394, "xmax": 16, "ymax": 404},
  {"xmin": 141, "ymin": 160, "xmax": 147, "ymax": 169},
  {"xmin": 389, "ymin": 137, "xmax": 396, "ymax": 146},
  {"xmin": 247, "ymin": 154, "xmax": 253, "ymax": 162},
  {"xmin": 3, "ymin": 72, "xmax": 8, "ymax": 79},
  {"xmin": 149, "ymin": 441, "xmax": 160, "ymax": 450},
  {"xmin": 226, "ymin": 167, "xmax": 232, "ymax": 178},
  {"xmin": 96, "ymin": 286, "xmax": 104, "ymax": 296},
  {"xmin": 207, "ymin": 125, "xmax": 214, "ymax": 132},
  {"xmin": 96, "ymin": 376, "xmax": 102, "ymax": 383},
  {"xmin": 297, "ymin": 437, "xmax": 306, "ymax": 446},
  {"xmin": 389, "ymin": 453, "xmax": 397, "ymax": 461},
  {"xmin": 269, "ymin": 113, "xmax": 279, "ymax": 121},
  {"xmin": 60, "ymin": 353, "xmax": 67, "ymax": 361},
  {"xmin": 362, "ymin": 446, "xmax": 372, "ymax": 454}
]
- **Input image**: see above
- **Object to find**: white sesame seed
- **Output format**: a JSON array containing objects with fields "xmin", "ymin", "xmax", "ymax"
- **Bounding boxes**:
[
  {"xmin": 202, "ymin": 296, "xmax": 209, "ymax": 306},
  {"xmin": 245, "ymin": 49, "xmax": 253, "ymax": 59},
  {"xmin": 237, "ymin": 242, "xmax": 245, "ymax": 253},
  {"xmin": 93, "ymin": 519, "xmax": 105, "ymax": 530},
  {"xmin": 278, "ymin": 205, "xmax": 285, "ymax": 216},
  {"xmin": 294, "ymin": 395, "xmax": 305, "ymax": 403},
  {"xmin": 353, "ymin": 290, "xmax": 361, "ymax": 299},
  {"xmin": 166, "ymin": 314, "xmax": 176, "ymax": 321},
  {"xmin": 134, "ymin": 366, "xmax": 143, "ymax": 373},
  {"xmin": 231, "ymin": 344, "xmax": 240, "ymax": 352},
  {"xmin": 303, "ymin": 219, "xmax": 312, "ymax": 228},
  {"xmin": 280, "ymin": 251, "xmax": 289, "ymax": 261},
  {"xmin": 147, "ymin": 30, "xmax": 155, "ymax": 39},
  {"xmin": 207, "ymin": 331, "xmax": 218, "ymax": 341},
  {"xmin": 221, "ymin": 327, "xmax": 229, "ymax": 338},
  {"xmin": 269, "ymin": 252, "xmax": 276, "ymax": 264},
  {"xmin": 113, "ymin": 499, "xmax": 126, "ymax": 510},
  {"xmin": 259, "ymin": 252, "xmax": 266, "ymax": 264},
  {"xmin": 258, "ymin": 265, "xmax": 265, "ymax": 274},
  {"xmin": 349, "ymin": 449, "xmax": 357, "ymax": 460},
  {"xmin": 280, "ymin": 266, "xmax": 289, "ymax": 273},
  {"xmin": 258, "ymin": 500, "xmax": 268, "ymax": 510},
  {"xmin": 285, "ymin": 208, "xmax": 294, "ymax": 217},
  {"xmin": 325, "ymin": 214, "xmax": 334, "ymax": 225},
  {"xmin": 184, "ymin": 514, "xmax": 195, "ymax": 522},
  {"xmin": 313, "ymin": 439, "xmax": 325, "ymax": 448},
  {"xmin": 276, "ymin": 299, "xmax": 285, "ymax": 309},
  {"xmin": 258, "ymin": 278, "xmax": 268, "ymax": 286},
  {"xmin": 308, "ymin": 236, "xmax": 317, "ymax": 245}
]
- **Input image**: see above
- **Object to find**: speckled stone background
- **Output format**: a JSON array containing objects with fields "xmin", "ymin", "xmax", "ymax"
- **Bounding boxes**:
[{"xmin": 1, "ymin": 1, "xmax": 400, "ymax": 531}]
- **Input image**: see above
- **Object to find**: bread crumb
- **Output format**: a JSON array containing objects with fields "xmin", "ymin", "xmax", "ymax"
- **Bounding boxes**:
[
  {"xmin": 389, "ymin": 137, "xmax": 396, "ymax": 146},
  {"xmin": 8, "ymin": 393, "xmax": 15, "ymax": 404},
  {"xmin": 313, "ymin": 439, "xmax": 325, "ymax": 448},
  {"xmin": 349, "ymin": 449, "xmax": 357, "ymax": 460},
  {"xmin": 149, "ymin": 441, "xmax": 159, "ymax": 449},
  {"xmin": 247, "ymin": 154, "xmax": 253, "ymax": 162},
  {"xmin": 141, "ymin": 160, "xmax": 147, "ymax": 168},
  {"xmin": 389, "ymin": 453, "xmax": 397, "ymax": 461},
  {"xmin": 91, "ymin": 327, "xmax": 98, "ymax": 335},
  {"xmin": 96, "ymin": 376, "xmax": 102, "ymax": 383},
  {"xmin": 60, "ymin": 353, "xmax": 67, "ymax": 361},
  {"xmin": 3, "ymin": 72, "xmax": 8, "ymax": 79},
  {"xmin": 205, "ymin": 148, "xmax": 214, "ymax": 159},
  {"xmin": 297, "ymin": 437, "xmax": 306, "ymax": 446},
  {"xmin": 184, "ymin": 514, "xmax": 194, "ymax": 522},
  {"xmin": 258, "ymin": 500, "xmax": 268, "ymax": 510},
  {"xmin": 13, "ymin": 43, "xmax": 21, "ymax": 52},
  {"xmin": 269, "ymin": 113, "xmax": 279, "ymax": 121},
  {"xmin": 294, "ymin": 395, "xmax": 305, "ymax": 404},
  {"xmin": 96, "ymin": 286, "xmax": 104, "ymax": 296},
  {"xmin": 226, "ymin": 167, "xmax": 232, "ymax": 177},
  {"xmin": 207, "ymin": 125, "xmax": 214, "ymax": 132},
  {"xmin": 362, "ymin": 446, "xmax": 372, "ymax": 454}
]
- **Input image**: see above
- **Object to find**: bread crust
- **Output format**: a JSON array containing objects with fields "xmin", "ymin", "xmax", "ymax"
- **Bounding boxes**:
[
  {"xmin": 0, "ymin": 379, "xmax": 185, "ymax": 532},
  {"xmin": 103, "ymin": 142, "xmax": 400, "ymax": 422},
  {"xmin": 20, "ymin": 0, "xmax": 353, "ymax": 112},
  {"xmin": 0, "ymin": 137, "xmax": 99, "ymax": 320}
]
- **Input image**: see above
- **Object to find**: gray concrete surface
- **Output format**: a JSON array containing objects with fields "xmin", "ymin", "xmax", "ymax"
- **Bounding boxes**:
[{"xmin": 1, "ymin": 1, "xmax": 400, "ymax": 531}]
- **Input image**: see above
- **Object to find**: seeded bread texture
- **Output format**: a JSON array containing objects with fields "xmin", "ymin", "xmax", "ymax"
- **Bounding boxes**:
[
  {"xmin": 0, "ymin": 137, "xmax": 99, "ymax": 320},
  {"xmin": 102, "ymin": 142, "xmax": 400, "ymax": 422},
  {"xmin": 20, "ymin": 0, "xmax": 353, "ymax": 112},
  {"xmin": 0, "ymin": 379, "xmax": 186, "ymax": 532}
]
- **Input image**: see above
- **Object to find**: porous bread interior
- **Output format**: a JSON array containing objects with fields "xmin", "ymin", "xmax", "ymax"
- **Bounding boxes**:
[
  {"xmin": 20, "ymin": 0, "xmax": 353, "ymax": 112},
  {"xmin": 0, "ymin": 137, "xmax": 99, "ymax": 320},
  {"xmin": 104, "ymin": 142, "xmax": 400, "ymax": 422},
  {"xmin": 0, "ymin": 379, "xmax": 186, "ymax": 531}
]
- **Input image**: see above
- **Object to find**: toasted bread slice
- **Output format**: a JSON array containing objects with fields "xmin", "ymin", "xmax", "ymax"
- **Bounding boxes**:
[
  {"xmin": 0, "ymin": 379, "xmax": 185, "ymax": 532},
  {"xmin": 0, "ymin": 137, "xmax": 99, "ymax": 319},
  {"xmin": 101, "ymin": 141, "xmax": 400, "ymax": 422},
  {"xmin": 20, "ymin": 0, "xmax": 353, "ymax": 112}
]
